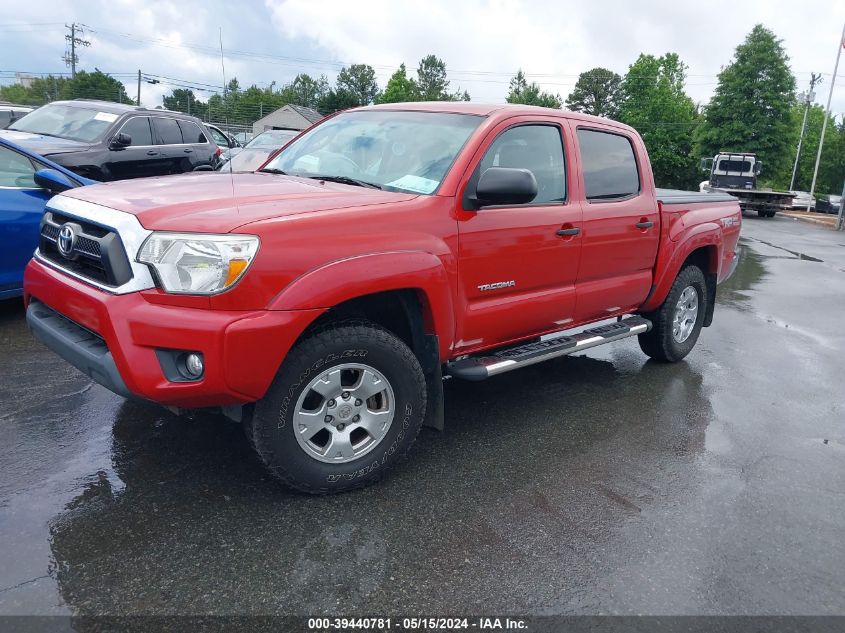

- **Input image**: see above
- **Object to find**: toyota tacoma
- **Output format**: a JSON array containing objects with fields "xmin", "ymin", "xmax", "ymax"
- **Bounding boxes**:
[{"xmin": 23, "ymin": 103, "xmax": 741, "ymax": 493}]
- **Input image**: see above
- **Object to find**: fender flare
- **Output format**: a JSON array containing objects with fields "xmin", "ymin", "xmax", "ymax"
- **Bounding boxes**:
[
  {"xmin": 268, "ymin": 251, "xmax": 456, "ymax": 359},
  {"xmin": 641, "ymin": 222, "xmax": 722, "ymax": 313}
]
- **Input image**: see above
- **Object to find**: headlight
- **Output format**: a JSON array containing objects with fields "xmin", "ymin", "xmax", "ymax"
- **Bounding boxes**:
[{"xmin": 137, "ymin": 232, "xmax": 259, "ymax": 295}]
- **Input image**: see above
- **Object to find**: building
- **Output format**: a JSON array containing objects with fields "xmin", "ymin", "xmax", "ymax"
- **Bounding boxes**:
[{"xmin": 251, "ymin": 104, "xmax": 323, "ymax": 135}]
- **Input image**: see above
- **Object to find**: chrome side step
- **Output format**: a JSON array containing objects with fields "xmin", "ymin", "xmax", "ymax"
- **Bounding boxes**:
[{"xmin": 446, "ymin": 316, "xmax": 652, "ymax": 381}]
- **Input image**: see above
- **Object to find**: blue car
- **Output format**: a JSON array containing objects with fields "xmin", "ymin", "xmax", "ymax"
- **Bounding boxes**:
[{"xmin": 0, "ymin": 137, "xmax": 94, "ymax": 299}]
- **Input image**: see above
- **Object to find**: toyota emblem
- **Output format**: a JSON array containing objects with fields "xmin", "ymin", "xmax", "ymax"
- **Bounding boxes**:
[{"xmin": 57, "ymin": 224, "xmax": 77, "ymax": 258}]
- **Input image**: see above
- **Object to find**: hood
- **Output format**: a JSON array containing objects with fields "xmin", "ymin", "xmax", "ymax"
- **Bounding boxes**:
[
  {"xmin": 0, "ymin": 129, "xmax": 92, "ymax": 156},
  {"xmin": 58, "ymin": 172, "xmax": 419, "ymax": 232}
]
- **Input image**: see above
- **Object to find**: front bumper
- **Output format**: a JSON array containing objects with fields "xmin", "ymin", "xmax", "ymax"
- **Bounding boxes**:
[{"xmin": 24, "ymin": 259, "xmax": 323, "ymax": 408}]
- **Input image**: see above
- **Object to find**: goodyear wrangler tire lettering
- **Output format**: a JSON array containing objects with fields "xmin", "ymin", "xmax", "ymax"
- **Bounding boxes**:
[{"xmin": 248, "ymin": 320, "xmax": 426, "ymax": 494}]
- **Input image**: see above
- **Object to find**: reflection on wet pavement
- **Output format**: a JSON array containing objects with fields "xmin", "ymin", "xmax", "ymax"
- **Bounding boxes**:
[{"xmin": 1, "ymin": 215, "xmax": 844, "ymax": 616}]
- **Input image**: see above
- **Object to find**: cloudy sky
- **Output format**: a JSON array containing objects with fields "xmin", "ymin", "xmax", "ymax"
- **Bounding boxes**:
[{"xmin": 1, "ymin": 0, "xmax": 843, "ymax": 115}]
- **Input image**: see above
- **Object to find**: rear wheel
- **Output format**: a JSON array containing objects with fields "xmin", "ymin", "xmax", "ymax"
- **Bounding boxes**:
[
  {"xmin": 638, "ymin": 265, "xmax": 707, "ymax": 362},
  {"xmin": 248, "ymin": 320, "xmax": 427, "ymax": 494}
]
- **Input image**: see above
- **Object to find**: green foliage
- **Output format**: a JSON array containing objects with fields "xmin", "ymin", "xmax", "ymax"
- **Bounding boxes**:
[
  {"xmin": 416, "ymin": 54, "xmax": 450, "ymax": 100},
  {"xmin": 506, "ymin": 70, "xmax": 562, "ymax": 108},
  {"xmin": 565, "ymin": 67, "xmax": 622, "ymax": 118},
  {"xmin": 790, "ymin": 105, "xmax": 844, "ymax": 194},
  {"xmin": 336, "ymin": 64, "xmax": 379, "ymax": 106},
  {"xmin": 618, "ymin": 53, "xmax": 700, "ymax": 189},
  {"xmin": 59, "ymin": 71, "xmax": 132, "ymax": 103},
  {"xmin": 318, "ymin": 88, "xmax": 360, "ymax": 114},
  {"xmin": 0, "ymin": 75, "xmax": 68, "ymax": 105},
  {"xmin": 0, "ymin": 72, "xmax": 130, "ymax": 106},
  {"xmin": 696, "ymin": 24, "xmax": 797, "ymax": 187},
  {"xmin": 415, "ymin": 55, "xmax": 467, "ymax": 101},
  {"xmin": 377, "ymin": 64, "xmax": 418, "ymax": 104},
  {"xmin": 277, "ymin": 74, "xmax": 329, "ymax": 111}
]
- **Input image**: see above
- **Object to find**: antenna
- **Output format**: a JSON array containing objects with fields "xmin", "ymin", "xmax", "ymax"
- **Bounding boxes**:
[{"xmin": 219, "ymin": 27, "xmax": 236, "ymax": 199}]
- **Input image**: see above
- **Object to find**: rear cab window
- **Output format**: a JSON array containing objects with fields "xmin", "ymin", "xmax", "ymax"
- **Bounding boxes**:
[{"xmin": 576, "ymin": 128, "xmax": 640, "ymax": 200}]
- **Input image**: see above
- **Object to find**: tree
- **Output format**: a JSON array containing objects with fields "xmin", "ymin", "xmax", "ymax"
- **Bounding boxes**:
[
  {"xmin": 790, "ymin": 105, "xmax": 844, "ymax": 194},
  {"xmin": 60, "ymin": 71, "xmax": 131, "ymax": 103},
  {"xmin": 506, "ymin": 70, "xmax": 562, "ymax": 108},
  {"xmin": 336, "ymin": 64, "xmax": 379, "ymax": 106},
  {"xmin": 565, "ymin": 67, "xmax": 622, "ymax": 118},
  {"xmin": 278, "ymin": 73, "xmax": 329, "ymax": 110},
  {"xmin": 162, "ymin": 88, "xmax": 208, "ymax": 119},
  {"xmin": 618, "ymin": 53, "xmax": 700, "ymax": 189},
  {"xmin": 415, "ymin": 54, "xmax": 467, "ymax": 101},
  {"xmin": 318, "ymin": 88, "xmax": 360, "ymax": 114},
  {"xmin": 377, "ymin": 63, "xmax": 419, "ymax": 104},
  {"xmin": 695, "ymin": 24, "xmax": 797, "ymax": 187},
  {"xmin": 0, "ymin": 75, "xmax": 68, "ymax": 105},
  {"xmin": 416, "ymin": 54, "xmax": 449, "ymax": 100}
]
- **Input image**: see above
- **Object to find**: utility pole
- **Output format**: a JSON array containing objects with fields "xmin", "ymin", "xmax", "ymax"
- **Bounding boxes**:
[
  {"xmin": 789, "ymin": 72, "xmax": 822, "ymax": 192},
  {"xmin": 63, "ymin": 23, "xmax": 90, "ymax": 78},
  {"xmin": 137, "ymin": 70, "xmax": 141, "ymax": 105},
  {"xmin": 807, "ymin": 22, "xmax": 845, "ymax": 213}
]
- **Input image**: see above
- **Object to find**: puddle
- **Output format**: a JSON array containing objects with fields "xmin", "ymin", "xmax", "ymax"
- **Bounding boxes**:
[{"xmin": 747, "ymin": 238, "xmax": 824, "ymax": 262}]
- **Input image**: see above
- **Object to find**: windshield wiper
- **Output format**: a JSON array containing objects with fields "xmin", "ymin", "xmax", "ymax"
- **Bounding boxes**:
[
  {"xmin": 258, "ymin": 168, "xmax": 288, "ymax": 175},
  {"xmin": 306, "ymin": 174, "xmax": 382, "ymax": 190}
]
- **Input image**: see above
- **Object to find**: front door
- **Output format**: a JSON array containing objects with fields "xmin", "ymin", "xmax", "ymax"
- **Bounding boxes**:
[
  {"xmin": 455, "ymin": 120, "xmax": 582, "ymax": 353},
  {"xmin": 0, "ymin": 145, "xmax": 49, "ymax": 295},
  {"xmin": 571, "ymin": 125, "xmax": 659, "ymax": 322},
  {"xmin": 107, "ymin": 116, "xmax": 164, "ymax": 180}
]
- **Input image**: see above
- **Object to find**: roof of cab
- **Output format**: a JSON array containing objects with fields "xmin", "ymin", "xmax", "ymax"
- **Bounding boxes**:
[{"xmin": 354, "ymin": 101, "xmax": 636, "ymax": 133}]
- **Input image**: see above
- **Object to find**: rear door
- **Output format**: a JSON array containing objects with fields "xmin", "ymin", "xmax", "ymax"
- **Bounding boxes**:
[
  {"xmin": 151, "ymin": 116, "xmax": 187, "ymax": 174},
  {"xmin": 456, "ymin": 118, "xmax": 582, "ymax": 352},
  {"xmin": 177, "ymin": 119, "xmax": 215, "ymax": 169},
  {"xmin": 571, "ymin": 125, "xmax": 659, "ymax": 322},
  {"xmin": 106, "ymin": 116, "xmax": 162, "ymax": 180},
  {"xmin": 0, "ymin": 145, "xmax": 50, "ymax": 295}
]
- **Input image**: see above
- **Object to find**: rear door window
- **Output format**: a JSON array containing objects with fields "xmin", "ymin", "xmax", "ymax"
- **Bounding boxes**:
[
  {"xmin": 119, "ymin": 117, "xmax": 153, "ymax": 146},
  {"xmin": 153, "ymin": 117, "xmax": 184, "ymax": 145},
  {"xmin": 177, "ymin": 120, "xmax": 208, "ymax": 144},
  {"xmin": 576, "ymin": 128, "xmax": 640, "ymax": 200}
]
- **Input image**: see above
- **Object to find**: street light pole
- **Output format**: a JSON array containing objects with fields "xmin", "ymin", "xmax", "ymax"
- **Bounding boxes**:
[
  {"xmin": 807, "ymin": 22, "xmax": 845, "ymax": 213},
  {"xmin": 789, "ymin": 91, "xmax": 811, "ymax": 192}
]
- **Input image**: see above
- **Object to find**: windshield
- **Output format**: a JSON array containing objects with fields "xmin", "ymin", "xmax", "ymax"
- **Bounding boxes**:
[
  {"xmin": 10, "ymin": 103, "xmax": 118, "ymax": 142},
  {"xmin": 716, "ymin": 159, "xmax": 753, "ymax": 174},
  {"xmin": 223, "ymin": 148, "xmax": 276, "ymax": 172},
  {"xmin": 262, "ymin": 110, "xmax": 483, "ymax": 194},
  {"xmin": 247, "ymin": 130, "xmax": 297, "ymax": 148}
]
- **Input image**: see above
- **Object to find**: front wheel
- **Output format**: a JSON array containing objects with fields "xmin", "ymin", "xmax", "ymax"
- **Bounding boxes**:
[
  {"xmin": 638, "ymin": 265, "xmax": 707, "ymax": 362},
  {"xmin": 248, "ymin": 320, "xmax": 427, "ymax": 494}
]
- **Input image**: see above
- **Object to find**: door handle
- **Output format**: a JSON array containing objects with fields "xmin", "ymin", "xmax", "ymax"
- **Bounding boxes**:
[
  {"xmin": 183, "ymin": 148, "xmax": 193, "ymax": 153},
  {"xmin": 556, "ymin": 227, "xmax": 581, "ymax": 236},
  {"xmin": 635, "ymin": 220, "xmax": 654, "ymax": 229},
  {"xmin": 146, "ymin": 150, "xmax": 157, "ymax": 156}
]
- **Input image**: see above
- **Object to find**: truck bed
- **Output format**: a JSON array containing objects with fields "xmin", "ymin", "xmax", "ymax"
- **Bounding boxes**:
[{"xmin": 656, "ymin": 188, "xmax": 737, "ymax": 205}]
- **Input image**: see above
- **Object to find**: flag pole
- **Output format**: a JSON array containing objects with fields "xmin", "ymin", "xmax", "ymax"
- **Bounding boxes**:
[{"xmin": 807, "ymin": 21, "xmax": 845, "ymax": 212}]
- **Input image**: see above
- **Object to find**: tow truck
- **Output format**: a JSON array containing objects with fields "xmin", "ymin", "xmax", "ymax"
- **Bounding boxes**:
[{"xmin": 701, "ymin": 152, "xmax": 794, "ymax": 218}]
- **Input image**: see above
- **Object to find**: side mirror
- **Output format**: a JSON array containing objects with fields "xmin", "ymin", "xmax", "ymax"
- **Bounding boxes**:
[
  {"xmin": 34, "ymin": 168, "xmax": 76, "ymax": 194},
  {"xmin": 474, "ymin": 167, "xmax": 538, "ymax": 207},
  {"xmin": 753, "ymin": 161, "xmax": 763, "ymax": 176},
  {"xmin": 109, "ymin": 132, "xmax": 131, "ymax": 149},
  {"xmin": 228, "ymin": 137, "xmax": 240, "ymax": 148},
  {"xmin": 700, "ymin": 157, "xmax": 713, "ymax": 173}
]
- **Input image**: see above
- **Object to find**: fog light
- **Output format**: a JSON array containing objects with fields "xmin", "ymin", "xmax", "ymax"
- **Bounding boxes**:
[{"xmin": 185, "ymin": 353, "xmax": 204, "ymax": 377}]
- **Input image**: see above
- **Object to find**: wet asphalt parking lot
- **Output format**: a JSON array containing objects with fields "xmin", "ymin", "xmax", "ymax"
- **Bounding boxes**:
[{"xmin": 0, "ymin": 215, "xmax": 843, "ymax": 617}]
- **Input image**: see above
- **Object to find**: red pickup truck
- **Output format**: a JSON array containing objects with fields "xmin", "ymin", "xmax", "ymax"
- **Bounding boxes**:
[{"xmin": 23, "ymin": 103, "xmax": 741, "ymax": 493}]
